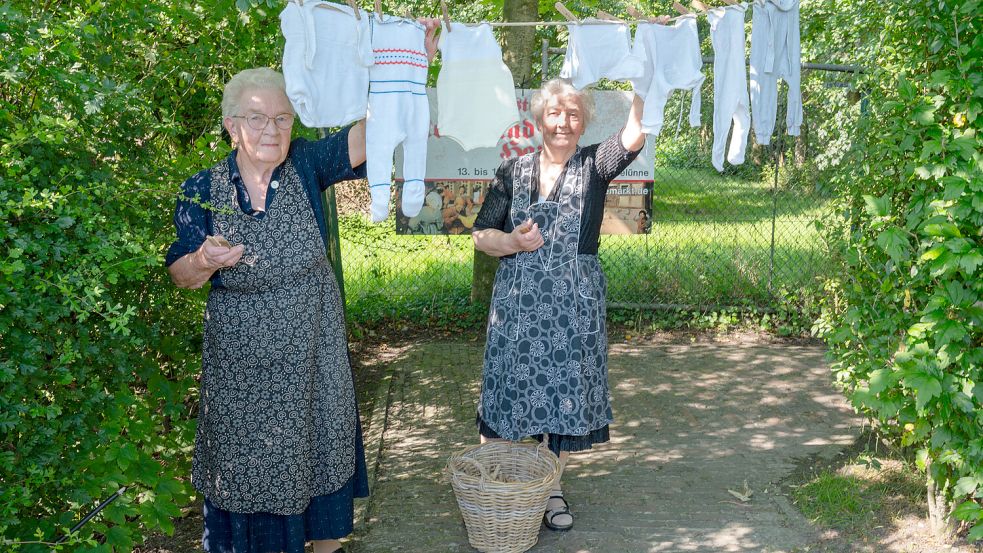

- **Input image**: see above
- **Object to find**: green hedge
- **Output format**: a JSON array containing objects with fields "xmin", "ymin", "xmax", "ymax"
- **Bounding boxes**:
[
  {"xmin": 817, "ymin": 0, "xmax": 982, "ymax": 541},
  {"xmin": 0, "ymin": 0, "xmax": 283, "ymax": 549}
]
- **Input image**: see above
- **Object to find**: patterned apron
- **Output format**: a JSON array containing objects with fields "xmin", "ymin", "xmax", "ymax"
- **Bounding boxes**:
[
  {"xmin": 479, "ymin": 151, "xmax": 612, "ymax": 441},
  {"xmin": 192, "ymin": 159, "xmax": 357, "ymax": 515}
]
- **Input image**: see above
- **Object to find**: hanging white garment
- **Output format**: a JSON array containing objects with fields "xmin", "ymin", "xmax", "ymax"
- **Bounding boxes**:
[
  {"xmin": 630, "ymin": 17, "xmax": 705, "ymax": 137},
  {"xmin": 365, "ymin": 14, "xmax": 429, "ymax": 222},
  {"xmin": 436, "ymin": 22, "xmax": 520, "ymax": 151},
  {"xmin": 560, "ymin": 20, "xmax": 644, "ymax": 90},
  {"xmin": 280, "ymin": 1, "xmax": 372, "ymax": 128},
  {"xmin": 708, "ymin": 4, "xmax": 751, "ymax": 171},
  {"xmin": 749, "ymin": 0, "xmax": 802, "ymax": 145}
]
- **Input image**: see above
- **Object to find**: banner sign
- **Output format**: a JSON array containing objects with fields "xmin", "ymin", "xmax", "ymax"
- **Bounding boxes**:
[{"xmin": 395, "ymin": 89, "xmax": 653, "ymax": 235}]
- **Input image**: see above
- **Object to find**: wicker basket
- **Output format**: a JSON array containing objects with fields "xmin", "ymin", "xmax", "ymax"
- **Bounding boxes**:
[{"xmin": 447, "ymin": 441, "xmax": 560, "ymax": 553}]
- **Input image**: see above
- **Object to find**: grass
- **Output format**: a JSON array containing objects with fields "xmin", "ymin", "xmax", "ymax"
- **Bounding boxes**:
[
  {"xmin": 338, "ymin": 165, "xmax": 835, "ymax": 324},
  {"xmin": 791, "ymin": 454, "xmax": 927, "ymax": 541}
]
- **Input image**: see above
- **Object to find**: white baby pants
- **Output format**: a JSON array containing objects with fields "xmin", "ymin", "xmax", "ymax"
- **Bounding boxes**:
[
  {"xmin": 708, "ymin": 5, "xmax": 750, "ymax": 171},
  {"xmin": 630, "ymin": 17, "xmax": 705, "ymax": 137},
  {"xmin": 280, "ymin": 1, "xmax": 372, "ymax": 128},
  {"xmin": 750, "ymin": 0, "xmax": 802, "ymax": 145},
  {"xmin": 436, "ymin": 22, "xmax": 519, "ymax": 150},
  {"xmin": 366, "ymin": 14, "xmax": 429, "ymax": 222},
  {"xmin": 559, "ymin": 20, "xmax": 644, "ymax": 89}
]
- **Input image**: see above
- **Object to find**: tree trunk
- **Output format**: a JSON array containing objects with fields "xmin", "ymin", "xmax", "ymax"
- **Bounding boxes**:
[
  {"xmin": 926, "ymin": 466, "xmax": 957, "ymax": 542},
  {"xmin": 500, "ymin": 0, "xmax": 539, "ymax": 88},
  {"xmin": 471, "ymin": 0, "xmax": 539, "ymax": 306}
]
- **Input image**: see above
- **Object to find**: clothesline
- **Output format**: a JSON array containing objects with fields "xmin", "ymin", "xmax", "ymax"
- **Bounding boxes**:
[{"xmin": 287, "ymin": 0, "xmax": 759, "ymax": 28}]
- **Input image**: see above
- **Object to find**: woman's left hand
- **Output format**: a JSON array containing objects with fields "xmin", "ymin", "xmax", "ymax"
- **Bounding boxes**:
[{"xmin": 418, "ymin": 18, "xmax": 441, "ymax": 62}]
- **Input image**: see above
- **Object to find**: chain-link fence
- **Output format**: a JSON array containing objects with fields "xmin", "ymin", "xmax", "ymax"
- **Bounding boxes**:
[{"xmin": 332, "ymin": 36, "xmax": 862, "ymax": 322}]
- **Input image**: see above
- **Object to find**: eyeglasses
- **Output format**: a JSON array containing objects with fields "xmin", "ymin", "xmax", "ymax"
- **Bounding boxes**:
[{"xmin": 233, "ymin": 113, "xmax": 295, "ymax": 131}]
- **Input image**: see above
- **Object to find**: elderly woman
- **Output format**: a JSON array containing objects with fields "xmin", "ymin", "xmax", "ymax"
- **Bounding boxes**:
[
  {"xmin": 471, "ymin": 78, "xmax": 646, "ymax": 532},
  {"xmin": 165, "ymin": 67, "xmax": 365, "ymax": 553}
]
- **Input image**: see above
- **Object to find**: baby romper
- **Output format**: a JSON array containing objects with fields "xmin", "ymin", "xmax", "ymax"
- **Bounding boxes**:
[
  {"xmin": 708, "ymin": 4, "xmax": 751, "ymax": 171},
  {"xmin": 366, "ymin": 14, "xmax": 429, "ymax": 222},
  {"xmin": 436, "ymin": 22, "xmax": 520, "ymax": 151},
  {"xmin": 559, "ymin": 20, "xmax": 644, "ymax": 90},
  {"xmin": 749, "ymin": 0, "xmax": 802, "ymax": 145},
  {"xmin": 280, "ymin": 1, "xmax": 372, "ymax": 128},
  {"xmin": 630, "ymin": 17, "xmax": 705, "ymax": 137}
]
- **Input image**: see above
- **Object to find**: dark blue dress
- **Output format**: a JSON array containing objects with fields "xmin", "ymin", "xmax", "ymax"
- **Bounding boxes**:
[{"xmin": 167, "ymin": 127, "xmax": 369, "ymax": 553}]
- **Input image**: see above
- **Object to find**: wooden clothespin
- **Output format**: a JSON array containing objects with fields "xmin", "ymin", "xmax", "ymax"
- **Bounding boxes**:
[
  {"xmin": 440, "ymin": 0, "xmax": 451, "ymax": 31},
  {"xmin": 554, "ymin": 2, "xmax": 578, "ymax": 22},
  {"xmin": 346, "ymin": 0, "xmax": 360, "ymax": 19},
  {"xmin": 691, "ymin": 1, "xmax": 709, "ymax": 12},
  {"xmin": 722, "ymin": 0, "xmax": 738, "ymax": 4},
  {"xmin": 374, "ymin": 0, "xmax": 381, "ymax": 17},
  {"xmin": 596, "ymin": 10, "xmax": 625, "ymax": 23},
  {"xmin": 673, "ymin": 2, "xmax": 692, "ymax": 16}
]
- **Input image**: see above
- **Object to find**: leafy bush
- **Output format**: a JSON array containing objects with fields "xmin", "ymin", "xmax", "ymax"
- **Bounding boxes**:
[
  {"xmin": 1, "ymin": 1, "xmax": 283, "ymax": 549},
  {"xmin": 817, "ymin": 0, "xmax": 982, "ymax": 541}
]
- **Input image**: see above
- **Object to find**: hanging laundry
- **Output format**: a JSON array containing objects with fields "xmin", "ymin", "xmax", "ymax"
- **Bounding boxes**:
[
  {"xmin": 559, "ymin": 20, "xmax": 644, "ymax": 90},
  {"xmin": 708, "ymin": 4, "xmax": 751, "ymax": 172},
  {"xmin": 749, "ymin": 0, "xmax": 802, "ymax": 145},
  {"xmin": 280, "ymin": 1, "xmax": 372, "ymax": 128},
  {"xmin": 435, "ymin": 22, "xmax": 520, "ymax": 151},
  {"xmin": 630, "ymin": 17, "xmax": 705, "ymax": 137},
  {"xmin": 366, "ymin": 14, "xmax": 429, "ymax": 223}
]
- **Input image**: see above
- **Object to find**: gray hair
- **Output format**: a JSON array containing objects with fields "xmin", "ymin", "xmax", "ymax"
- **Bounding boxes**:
[
  {"xmin": 221, "ymin": 68, "xmax": 289, "ymax": 117},
  {"xmin": 530, "ymin": 78, "xmax": 595, "ymax": 129}
]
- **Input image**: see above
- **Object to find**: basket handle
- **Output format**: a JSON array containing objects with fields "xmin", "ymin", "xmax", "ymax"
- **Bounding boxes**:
[{"xmin": 450, "ymin": 455, "xmax": 492, "ymax": 491}]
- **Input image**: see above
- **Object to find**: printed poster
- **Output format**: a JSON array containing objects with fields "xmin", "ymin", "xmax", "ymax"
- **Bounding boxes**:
[{"xmin": 395, "ymin": 89, "xmax": 653, "ymax": 235}]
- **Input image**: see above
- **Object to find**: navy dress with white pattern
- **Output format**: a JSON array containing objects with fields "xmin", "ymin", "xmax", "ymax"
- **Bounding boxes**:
[{"xmin": 166, "ymin": 127, "xmax": 369, "ymax": 553}]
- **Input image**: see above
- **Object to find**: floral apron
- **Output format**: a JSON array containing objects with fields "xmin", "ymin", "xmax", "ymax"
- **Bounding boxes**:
[
  {"xmin": 479, "ymin": 150, "xmax": 612, "ymax": 441},
  {"xmin": 192, "ymin": 158, "xmax": 357, "ymax": 515}
]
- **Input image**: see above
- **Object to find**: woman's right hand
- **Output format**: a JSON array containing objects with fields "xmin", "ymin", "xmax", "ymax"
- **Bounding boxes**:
[
  {"xmin": 194, "ymin": 237, "xmax": 245, "ymax": 271},
  {"xmin": 510, "ymin": 218, "xmax": 544, "ymax": 252}
]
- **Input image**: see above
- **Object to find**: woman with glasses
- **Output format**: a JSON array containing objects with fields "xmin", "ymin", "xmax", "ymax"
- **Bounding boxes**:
[{"xmin": 163, "ymin": 48, "xmax": 426, "ymax": 552}]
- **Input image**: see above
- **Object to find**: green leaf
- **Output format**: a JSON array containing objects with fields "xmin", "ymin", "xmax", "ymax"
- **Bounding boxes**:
[
  {"xmin": 923, "ymin": 222, "xmax": 962, "ymax": 238},
  {"xmin": 951, "ymin": 499, "xmax": 982, "ymax": 520},
  {"xmin": 954, "ymin": 477, "xmax": 982, "ymax": 497},
  {"xmin": 863, "ymin": 194, "xmax": 891, "ymax": 217},
  {"xmin": 904, "ymin": 372, "xmax": 943, "ymax": 410},
  {"xmin": 869, "ymin": 368, "xmax": 901, "ymax": 395},
  {"xmin": 969, "ymin": 522, "xmax": 983, "ymax": 542},
  {"xmin": 876, "ymin": 227, "xmax": 911, "ymax": 261}
]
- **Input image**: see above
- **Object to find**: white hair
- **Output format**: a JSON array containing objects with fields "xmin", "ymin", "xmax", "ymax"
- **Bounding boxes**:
[
  {"xmin": 221, "ymin": 68, "xmax": 289, "ymax": 117},
  {"xmin": 530, "ymin": 78, "xmax": 596, "ymax": 129}
]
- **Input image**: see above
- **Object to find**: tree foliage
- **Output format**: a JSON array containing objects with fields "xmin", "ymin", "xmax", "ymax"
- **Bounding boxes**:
[
  {"xmin": 817, "ymin": 0, "xmax": 982, "ymax": 540},
  {"xmin": 0, "ymin": 0, "xmax": 284, "ymax": 549}
]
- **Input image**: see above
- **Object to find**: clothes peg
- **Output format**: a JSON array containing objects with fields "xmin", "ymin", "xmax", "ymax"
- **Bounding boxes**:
[
  {"xmin": 723, "ymin": 0, "xmax": 738, "ymax": 4},
  {"xmin": 440, "ymin": 0, "xmax": 451, "ymax": 31},
  {"xmin": 596, "ymin": 10, "xmax": 625, "ymax": 23},
  {"xmin": 554, "ymin": 2, "xmax": 578, "ymax": 22},
  {"xmin": 691, "ymin": 1, "xmax": 709, "ymax": 11},
  {"xmin": 346, "ymin": 0, "xmax": 360, "ymax": 19},
  {"xmin": 626, "ymin": 6, "xmax": 644, "ymax": 19},
  {"xmin": 673, "ymin": 2, "xmax": 692, "ymax": 15},
  {"xmin": 374, "ymin": 0, "xmax": 381, "ymax": 17}
]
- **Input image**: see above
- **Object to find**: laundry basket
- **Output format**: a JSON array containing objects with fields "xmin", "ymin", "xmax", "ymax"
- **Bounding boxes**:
[{"xmin": 447, "ymin": 441, "xmax": 560, "ymax": 553}]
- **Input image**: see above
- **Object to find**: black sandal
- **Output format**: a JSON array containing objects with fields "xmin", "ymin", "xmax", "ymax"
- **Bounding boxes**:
[{"xmin": 543, "ymin": 494, "xmax": 573, "ymax": 531}]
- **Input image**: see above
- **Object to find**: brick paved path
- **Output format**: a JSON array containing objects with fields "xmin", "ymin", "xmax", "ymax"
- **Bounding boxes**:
[{"xmin": 348, "ymin": 340, "xmax": 859, "ymax": 553}]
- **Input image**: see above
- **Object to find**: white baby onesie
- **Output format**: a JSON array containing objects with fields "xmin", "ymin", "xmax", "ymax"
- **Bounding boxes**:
[
  {"xmin": 749, "ymin": 0, "xmax": 802, "ymax": 145},
  {"xmin": 559, "ymin": 21, "xmax": 644, "ymax": 90},
  {"xmin": 436, "ymin": 22, "xmax": 520, "ymax": 151},
  {"xmin": 280, "ymin": 1, "xmax": 372, "ymax": 128},
  {"xmin": 366, "ymin": 14, "xmax": 429, "ymax": 223},
  {"xmin": 708, "ymin": 4, "xmax": 750, "ymax": 172},
  {"xmin": 630, "ymin": 17, "xmax": 705, "ymax": 137}
]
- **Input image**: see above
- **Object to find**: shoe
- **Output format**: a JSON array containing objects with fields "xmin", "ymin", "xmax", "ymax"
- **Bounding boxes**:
[{"xmin": 543, "ymin": 494, "xmax": 573, "ymax": 531}]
